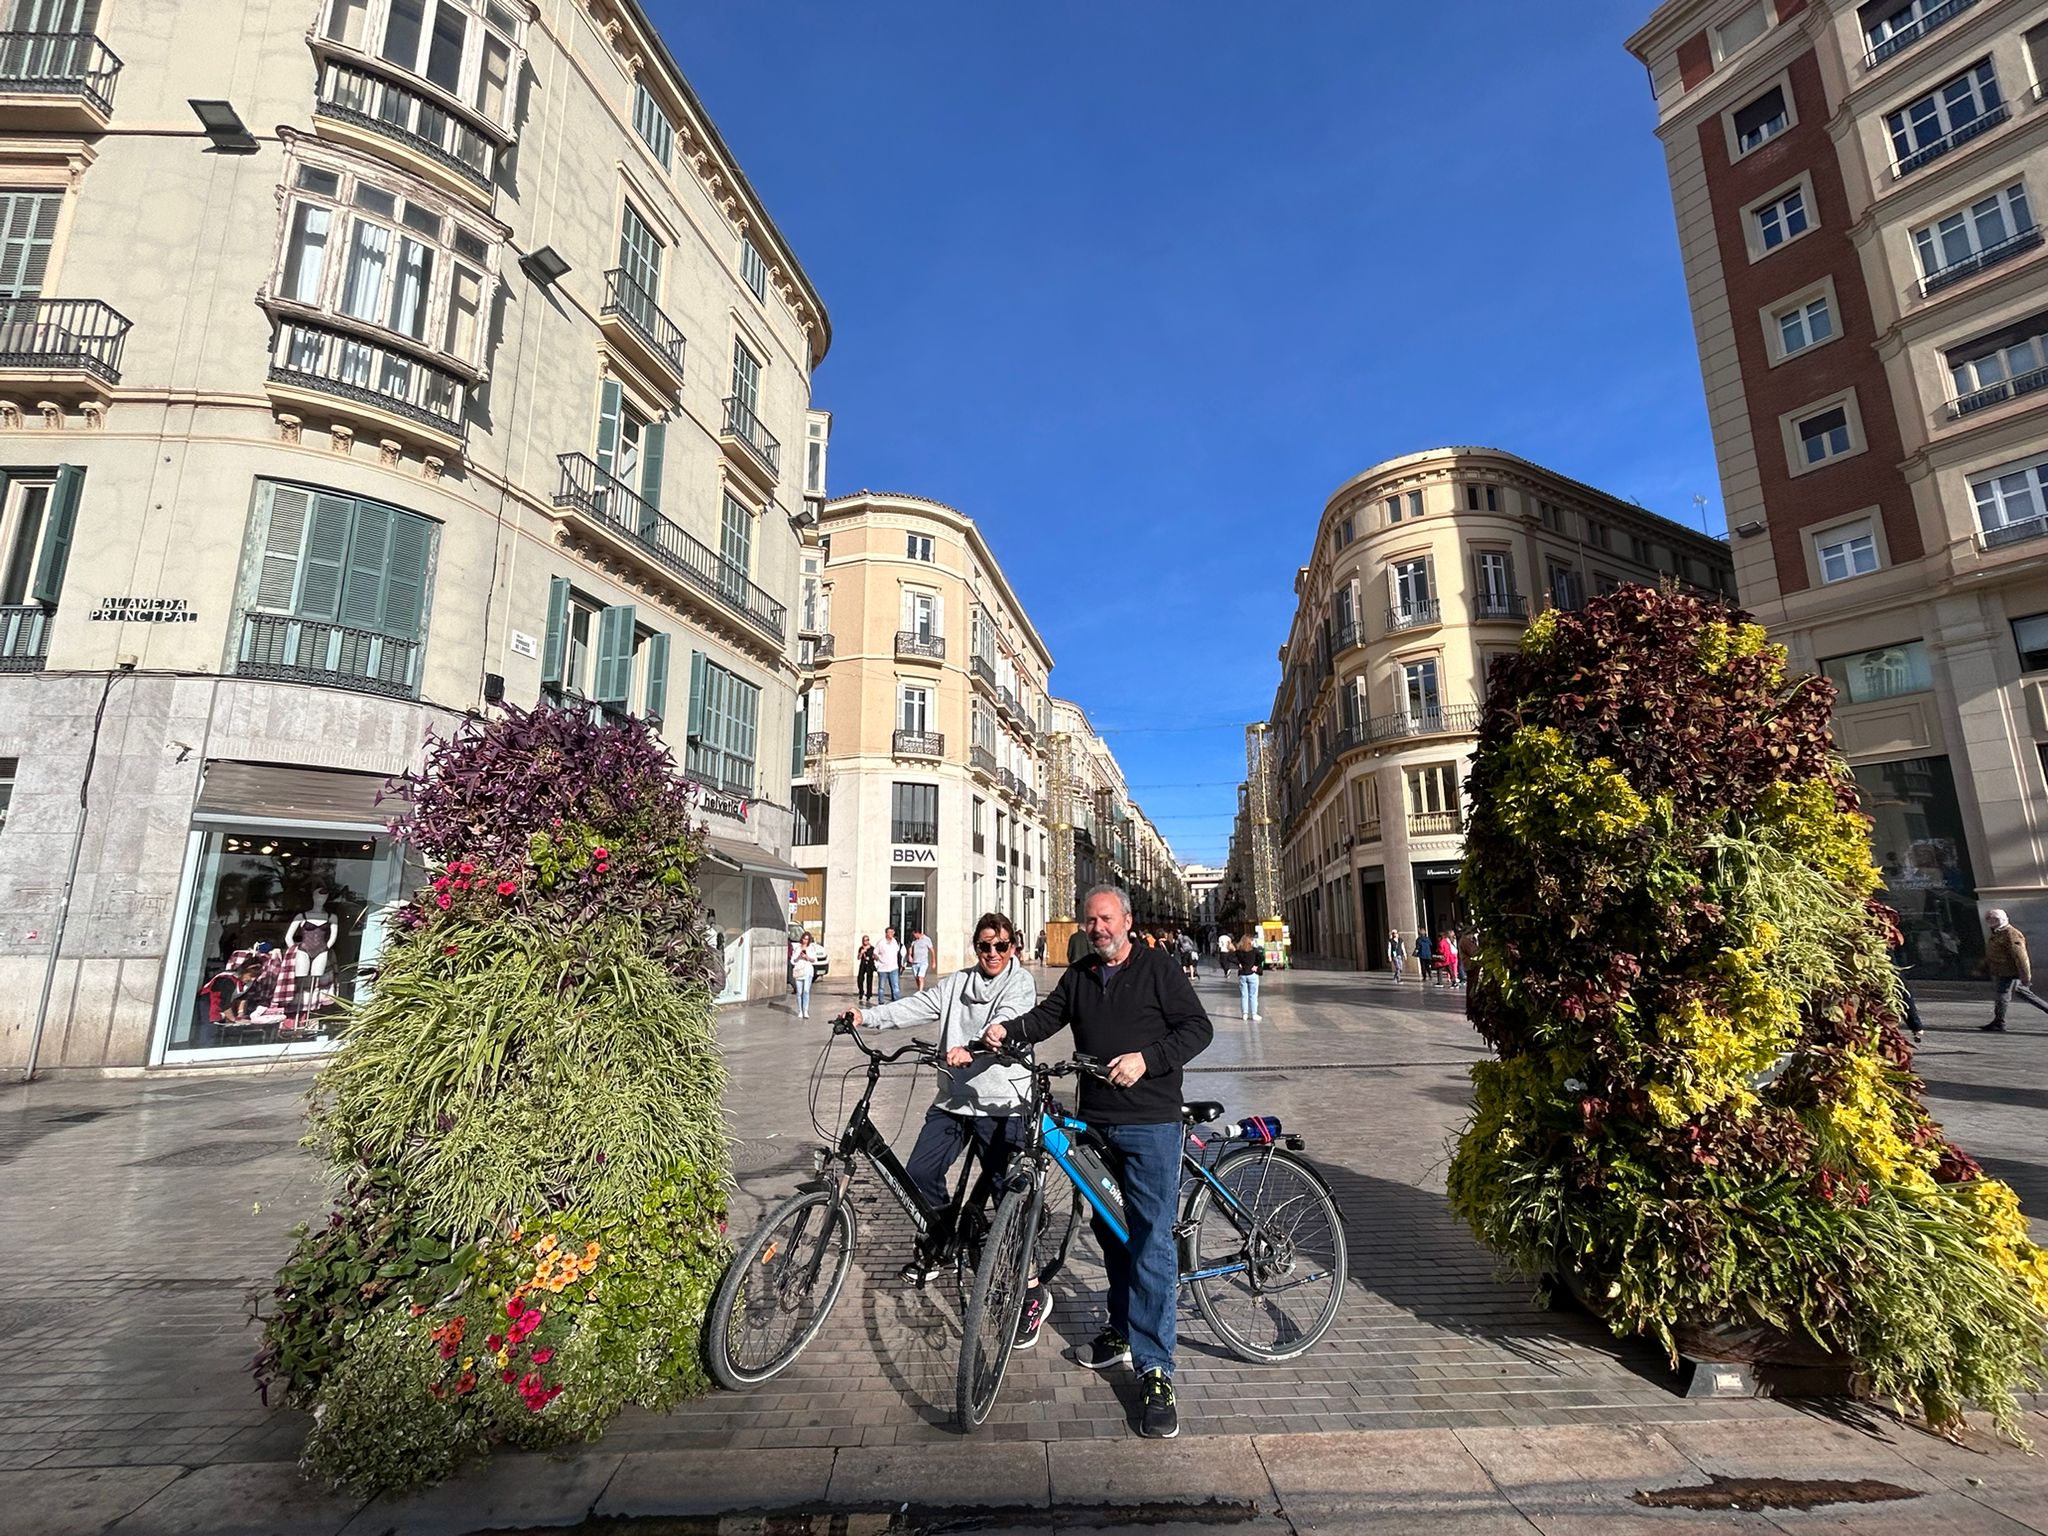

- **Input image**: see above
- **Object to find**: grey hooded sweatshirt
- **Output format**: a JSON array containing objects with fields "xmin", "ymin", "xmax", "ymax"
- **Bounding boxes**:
[{"xmin": 863, "ymin": 958, "xmax": 1037, "ymax": 1115}]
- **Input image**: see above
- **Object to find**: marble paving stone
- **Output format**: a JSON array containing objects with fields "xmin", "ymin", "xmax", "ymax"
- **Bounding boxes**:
[
  {"xmin": 1048, "ymin": 1435, "xmax": 1269, "ymax": 1509},
  {"xmin": 335, "ymin": 1452, "xmax": 620, "ymax": 1536},
  {"xmin": 104, "ymin": 1461, "xmax": 365, "ymax": 1536},
  {"xmin": 0, "ymin": 1465, "xmax": 186, "ymax": 1536},
  {"xmin": 824, "ymin": 1443, "xmax": 1050, "ymax": 1508},
  {"xmin": 593, "ymin": 1448, "xmax": 835, "ymax": 1516}
]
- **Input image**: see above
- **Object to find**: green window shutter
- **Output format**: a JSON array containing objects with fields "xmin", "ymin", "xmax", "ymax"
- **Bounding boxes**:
[
  {"xmin": 594, "ymin": 603, "xmax": 635, "ymax": 705},
  {"xmin": 337, "ymin": 501, "xmax": 394, "ymax": 630},
  {"xmin": 29, "ymin": 463, "xmax": 80, "ymax": 605},
  {"xmin": 643, "ymin": 632, "xmax": 670, "ymax": 725},
  {"xmin": 687, "ymin": 649, "xmax": 706, "ymax": 738},
  {"xmin": 540, "ymin": 575, "xmax": 571, "ymax": 692},
  {"xmin": 254, "ymin": 483, "xmax": 310, "ymax": 610},
  {"xmin": 594, "ymin": 377, "xmax": 622, "ymax": 479},
  {"xmin": 638, "ymin": 420, "xmax": 665, "ymax": 514},
  {"xmin": 379, "ymin": 512, "xmax": 434, "ymax": 638},
  {"xmin": 790, "ymin": 691, "xmax": 807, "ymax": 777},
  {"xmin": 0, "ymin": 190, "xmax": 60, "ymax": 299},
  {"xmin": 297, "ymin": 492, "xmax": 354, "ymax": 621}
]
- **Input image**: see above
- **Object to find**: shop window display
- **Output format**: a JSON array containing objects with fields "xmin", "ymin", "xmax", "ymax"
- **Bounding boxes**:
[
  {"xmin": 1852, "ymin": 754, "xmax": 1981, "ymax": 979},
  {"xmin": 166, "ymin": 828, "xmax": 407, "ymax": 1054}
]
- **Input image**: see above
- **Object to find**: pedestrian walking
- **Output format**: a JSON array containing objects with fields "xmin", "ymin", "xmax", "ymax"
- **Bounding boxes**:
[
  {"xmin": 1438, "ymin": 931, "xmax": 1460, "ymax": 987},
  {"xmin": 982, "ymin": 884, "xmax": 1214, "ymax": 1438},
  {"xmin": 1387, "ymin": 929, "xmax": 1405, "ymax": 979},
  {"xmin": 1216, "ymin": 931, "xmax": 1235, "ymax": 976},
  {"xmin": 1981, "ymin": 909, "xmax": 2048, "ymax": 1031},
  {"xmin": 1034, "ymin": 928, "xmax": 1047, "ymax": 964},
  {"xmin": 856, "ymin": 935, "xmax": 878, "ymax": 1006},
  {"xmin": 1457, "ymin": 928, "xmax": 1477, "ymax": 989},
  {"xmin": 1233, "ymin": 934, "xmax": 1264, "ymax": 1020},
  {"xmin": 910, "ymin": 928, "xmax": 935, "ymax": 991},
  {"xmin": 874, "ymin": 927, "xmax": 903, "ymax": 1003},
  {"xmin": 1179, "ymin": 932, "xmax": 1199, "ymax": 981},
  {"xmin": 790, "ymin": 932, "xmax": 824, "ymax": 1019}
]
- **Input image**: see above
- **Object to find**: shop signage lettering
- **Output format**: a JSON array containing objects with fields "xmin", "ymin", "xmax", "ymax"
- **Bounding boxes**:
[
  {"xmin": 91, "ymin": 597, "xmax": 197, "ymax": 623},
  {"xmin": 892, "ymin": 846, "xmax": 938, "ymax": 866},
  {"xmin": 685, "ymin": 780, "xmax": 749, "ymax": 822},
  {"xmin": 1417, "ymin": 865, "xmax": 1461, "ymax": 880}
]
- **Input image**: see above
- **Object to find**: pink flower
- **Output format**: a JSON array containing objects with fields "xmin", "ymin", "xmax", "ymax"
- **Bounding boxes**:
[
  {"xmin": 592, "ymin": 847, "xmax": 609, "ymax": 860},
  {"xmin": 457, "ymin": 861, "xmax": 475, "ymax": 875},
  {"xmin": 531, "ymin": 1348, "xmax": 553, "ymax": 1364},
  {"xmin": 497, "ymin": 880, "xmax": 518, "ymax": 896},
  {"xmin": 436, "ymin": 895, "xmax": 452, "ymax": 909},
  {"xmin": 454, "ymin": 879, "xmax": 469, "ymax": 891},
  {"xmin": 506, "ymin": 1298, "xmax": 522, "ymax": 1318},
  {"xmin": 444, "ymin": 945, "xmax": 460, "ymax": 956},
  {"xmin": 433, "ymin": 877, "xmax": 449, "ymax": 891}
]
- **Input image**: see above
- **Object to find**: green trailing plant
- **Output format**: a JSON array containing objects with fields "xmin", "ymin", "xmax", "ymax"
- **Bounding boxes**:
[{"xmin": 1448, "ymin": 585, "xmax": 2048, "ymax": 1440}]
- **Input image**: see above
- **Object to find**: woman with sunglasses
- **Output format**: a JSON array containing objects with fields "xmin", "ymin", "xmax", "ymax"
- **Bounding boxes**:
[{"xmin": 853, "ymin": 911, "xmax": 1040, "ymax": 1285}]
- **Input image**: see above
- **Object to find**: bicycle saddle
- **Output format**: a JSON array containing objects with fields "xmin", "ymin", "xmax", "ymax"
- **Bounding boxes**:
[{"xmin": 1180, "ymin": 1100, "xmax": 1225, "ymax": 1125}]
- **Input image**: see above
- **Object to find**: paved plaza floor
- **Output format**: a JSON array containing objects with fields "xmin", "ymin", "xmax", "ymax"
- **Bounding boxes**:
[{"xmin": 1, "ymin": 966, "xmax": 2044, "ymax": 1533}]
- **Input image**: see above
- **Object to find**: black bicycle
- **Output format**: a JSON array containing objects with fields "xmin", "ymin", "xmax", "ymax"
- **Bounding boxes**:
[{"xmin": 705, "ymin": 1017, "xmax": 1082, "ymax": 1389}]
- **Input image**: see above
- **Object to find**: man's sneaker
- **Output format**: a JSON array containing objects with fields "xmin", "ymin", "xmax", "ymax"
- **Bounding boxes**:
[
  {"xmin": 899, "ymin": 1255, "xmax": 936, "ymax": 1285},
  {"xmin": 1981, "ymin": 1021, "xmax": 2008, "ymax": 1032},
  {"xmin": 1138, "ymin": 1370, "xmax": 1179, "ymax": 1438},
  {"xmin": 1080, "ymin": 1327, "xmax": 1130, "ymax": 1370},
  {"xmin": 1013, "ymin": 1287, "xmax": 1048, "ymax": 1350}
]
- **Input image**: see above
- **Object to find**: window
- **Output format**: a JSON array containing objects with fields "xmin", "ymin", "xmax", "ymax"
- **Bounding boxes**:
[
  {"xmin": 0, "ymin": 469, "xmax": 78, "ymax": 609},
  {"xmin": 1475, "ymin": 549, "xmax": 1514, "ymax": 608},
  {"xmin": 1401, "ymin": 658, "xmax": 1442, "ymax": 721},
  {"xmin": 2014, "ymin": 614, "xmax": 2048, "ymax": 671},
  {"xmin": 1734, "ymin": 85, "xmax": 1790, "ymax": 153},
  {"xmin": 1816, "ymin": 520, "xmax": 1880, "ymax": 582},
  {"xmin": 1914, "ymin": 183, "xmax": 2034, "ymax": 286},
  {"xmin": 1866, "ymin": 0, "xmax": 1971, "ymax": 64},
  {"xmin": 564, "ymin": 593, "xmax": 597, "ymax": 694},
  {"xmin": 792, "ymin": 784, "xmax": 830, "ymax": 846},
  {"xmin": 1549, "ymin": 561, "xmax": 1584, "ymax": 611},
  {"xmin": 617, "ymin": 203, "xmax": 663, "ymax": 314},
  {"xmin": 1538, "ymin": 499, "xmax": 1565, "ymax": 532},
  {"xmin": 1384, "ymin": 495, "xmax": 1402, "ymax": 523},
  {"xmin": 1463, "ymin": 484, "xmax": 1498, "ymax": 512},
  {"xmin": 1629, "ymin": 534, "xmax": 1653, "ymax": 564},
  {"xmin": 1406, "ymin": 762, "xmax": 1458, "ymax": 817},
  {"xmin": 898, "ymin": 683, "xmax": 931, "ymax": 734},
  {"xmin": 719, "ymin": 491, "xmax": 753, "ymax": 587},
  {"xmin": 632, "ymin": 79, "xmax": 673, "ymax": 169},
  {"xmin": 1594, "ymin": 570, "xmax": 1623, "ymax": 596},
  {"xmin": 344, "ymin": 0, "xmax": 523, "ymax": 129},
  {"xmin": 906, "ymin": 533, "xmax": 934, "ymax": 562},
  {"xmin": 804, "ymin": 414, "xmax": 828, "ymax": 497},
  {"xmin": 1392, "ymin": 556, "xmax": 1431, "ymax": 617},
  {"xmin": 1797, "ymin": 405, "xmax": 1853, "ymax": 466},
  {"xmin": 1776, "ymin": 294, "xmax": 1834, "ymax": 356},
  {"xmin": 1334, "ymin": 514, "xmax": 1354, "ymax": 549},
  {"xmin": 0, "ymin": 189, "xmax": 58, "ymax": 299},
  {"xmin": 891, "ymin": 781, "xmax": 938, "ymax": 844},
  {"xmin": 1754, "ymin": 187, "xmax": 1810, "ymax": 251},
  {"xmin": 1714, "ymin": 2, "xmax": 1768, "ymax": 59},
  {"xmin": 1948, "ymin": 315, "xmax": 2048, "ymax": 412},
  {"xmin": 682, "ymin": 652, "xmax": 758, "ymax": 793},
  {"xmin": 1585, "ymin": 519, "xmax": 1612, "ymax": 550},
  {"xmin": 741, "ymin": 235, "xmax": 767, "ymax": 301},
  {"xmin": 1970, "ymin": 453, "xmax": 2048, "ymax": 537},
  {"xmin": 730, "ymin": 338, "xmax": 762, "ymax": 416},
  {"xmin": 1822, "ymin": 641, "xmax": 1932, "ymax": 702},
  {"xmin": 248, "ymin": 481, "xmax": 436, "ymax": 639},
  {"xmin": 906, "ymin": 589, "xmax": 936, "ymax": 641},
  {"xmin": 1886, "ymin": 60, "xmax": 2002, "ymax": 174},
  {"xmin": 0, "ymin": 755, "xmax": 13, "ymax": 834}
]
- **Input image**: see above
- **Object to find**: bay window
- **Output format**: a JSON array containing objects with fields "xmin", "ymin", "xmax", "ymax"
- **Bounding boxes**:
[
  {"xmin": 321, "ymin": 0, "xmax": 525, "ymax": 134},
  {"xmin": 1914, "ymin": 183, "xmax": 2036, "ymax": 290},
  {"xmin": 1886, "ymin": 59, "xmax": 2003, "ymax": 175},
  {"xmin": 1971, "ymin": 454, "xmax": 2048, "ymax": 539}
]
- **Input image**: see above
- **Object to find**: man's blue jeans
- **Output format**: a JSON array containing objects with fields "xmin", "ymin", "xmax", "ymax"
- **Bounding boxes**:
[
  {"xmin": 1093, "ymin": 1120, "xmax": 1183, "ymax": 1377},
  {"xmin": 878, "ymin": 968, "xmax": 901, "ymax": 1002},
  {"xmin": 1238, "ymin": 972, "xmax": 1259, "ymax": 1017}
]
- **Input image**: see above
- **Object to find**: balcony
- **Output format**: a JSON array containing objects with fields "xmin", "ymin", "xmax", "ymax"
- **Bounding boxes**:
[
  {"xmin": 719, "ymin": 395, "xmax": 780, "ymax": 489},
  {"xmin": 1474, "ymin": 592, "xmax": 1528, "ymax": 621},
  {"xmin": 1981, "ymin": 514, "xmax": 2048, "ymax": 550},
  {"xmin": 685, "ymin": 742, "xmax": 753, "ymax": 797},
  {"xmin": 0, "ymin": 297, "xmax": 130, "ymax": 401},
  {"xmin": 0, "ymin": 604, "xmax": 50, "ymax": 673},
  {"xmin": 1387, "ymin": 598, "xmax": 1442, "ymax": 633},
  {"xmin": 997, "ymin": 684, "xmax": 1020, "ymax": 720},
  {"xmin": 971, "ymin": 743, "xmax": 998, "ymax": 777},
  {"xmin": 970, "ymin": 653, "xmax": 998, "ymax": 692},
  {"xmin": 267, "ymin": 316, "xmax": 467, "ymax": 451},
  {"xmin": 1922, "ymin": 226, "xmax": 2043, "ymax": 296},
  {"xmin": 998, "ymin": 768, "xmax": 1020, "ymax": 798},
  {"xmin": 799, "ymin": 632, "xmax": 834, "ymax": 668},
  {"xmin": 554, "ymin": 454, "xmax": 787, "ymax": 642},
  {"xmin": 895, "ymin": 630, "xmax": 945, "ymax": 662},
  {"xmin": 1334, "ymin": 618, "xmax": 1362, "ymax": 652},
  {"xmin": 1865, "ymin": 0, "xmax": 1978, "ymax": 67},
  {"xmin": 234, "ymin": 612, "xmax": 421, "ymax": 699},
  {"xmin": 0, "ymin": 31, "xmax": 120, "ymax": 130},
  {"xmin": 1356, "ymin": 816, "xmax": 1382, "ymax": 843},
  {"xmin": 1409, "ymin": 810, "xmax": 1463, "ymax": 837},
  {"xmin": 893, "ymin": 729, "xmax": 944, "ymax": 758},
  {"xmin": 1371, "ymin": 704, "xmax": 1483, "ymax": 741},
  {"xmin": 312, "ymin": 57, "xmax": 494, "ymax": 204},
  {"xmin": 804, "ymin": 731, "xmax": 828, "ymax": 761},
  {"xmin": 1951, "ymin": 363, "xmax": 2048, "ymax": 419},
  {"xmin": 1894, "ymin": 102, "xmax": 2009, "ymax": 179},
  {"xmin": 598, "ymin": 268, "xmax": 687, "ymax": 392}
]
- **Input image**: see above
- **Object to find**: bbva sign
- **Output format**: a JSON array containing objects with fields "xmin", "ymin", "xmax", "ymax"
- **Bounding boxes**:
[{"xmin": 892, "ymin": 846, "xmax": 939, "ymax": 866}]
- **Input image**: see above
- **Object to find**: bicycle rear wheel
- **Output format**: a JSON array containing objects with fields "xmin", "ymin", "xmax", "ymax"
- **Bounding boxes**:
[
  {"xmin": 956, "ymin": 1181, "xmax": 1038, "ymax": 1428},
  {"xmin": 706, "ymin": 1189, "xmax": 857, "ymax": 1389},
  {"xmin": 1186, "ymin": 1146, "xmax": 1346, "ymax": 1362}
]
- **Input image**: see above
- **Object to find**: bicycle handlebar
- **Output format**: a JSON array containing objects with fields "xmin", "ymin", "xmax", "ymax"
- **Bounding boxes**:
[
  {"xmin": 967, "ymin": 1038, "xmax": 1111, "ymax": 1082},
  {"xmin": 829, "ymin": 1014, "xmax": 941, "ymax": 1066}
]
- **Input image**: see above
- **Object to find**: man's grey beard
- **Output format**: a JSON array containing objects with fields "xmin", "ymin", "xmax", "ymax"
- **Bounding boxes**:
[{"xmin": 1091, "ymin": 932, "xmax": 1121, "ymax": 958}]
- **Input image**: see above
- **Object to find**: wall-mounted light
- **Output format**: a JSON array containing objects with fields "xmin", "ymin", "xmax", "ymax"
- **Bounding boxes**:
[
  {"xmin": 520, "ymin": 246, "xmax": 571, "ymax": 286},
  {"xmin": 188, "ymin": 99, "xmax": 259, "ymax": 154},
  {"xmin": 1734, "ymin": 519, "xmax": 1767, "ymax": 537}
]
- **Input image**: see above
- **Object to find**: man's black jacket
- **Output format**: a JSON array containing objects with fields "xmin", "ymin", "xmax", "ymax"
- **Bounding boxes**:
[{"xmin": 1004, "ymin": 940, "xmax": 1213, "ymax": 1124}]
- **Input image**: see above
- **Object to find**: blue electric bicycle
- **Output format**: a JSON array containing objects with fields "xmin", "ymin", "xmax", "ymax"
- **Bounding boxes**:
[{"xmin": 955, "ymin": 1040, "xmax": 1348, "ymax": 1428}]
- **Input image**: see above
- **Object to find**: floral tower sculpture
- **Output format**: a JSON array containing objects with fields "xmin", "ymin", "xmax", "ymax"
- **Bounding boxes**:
[
  {"xmin": 255, "ymin": 706, "xmax": 730, "ymax": 1491},
  {"xmin": 1448, "ymin": 585, "xmax": 2047, "ymax": 1437}
]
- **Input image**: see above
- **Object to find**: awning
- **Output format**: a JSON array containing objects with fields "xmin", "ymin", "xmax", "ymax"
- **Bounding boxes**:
[
  {"xmin": 703, "ymin": 834, "xmax": 804, "ymax": 882},
  {"xmin": 194, "ymin": 761, "xmax": 402, "ymax": 827}
]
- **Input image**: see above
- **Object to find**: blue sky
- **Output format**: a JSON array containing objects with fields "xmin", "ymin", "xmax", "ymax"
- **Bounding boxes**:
[{"xmin": 654, "ymin": 0, "xmax": 1720, "ymax": 866}]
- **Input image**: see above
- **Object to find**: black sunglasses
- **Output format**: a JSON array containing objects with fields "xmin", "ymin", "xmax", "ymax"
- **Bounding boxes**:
[{"xmin": 975, "ymin": 939, "xmax": 1013, "ymax": 954}]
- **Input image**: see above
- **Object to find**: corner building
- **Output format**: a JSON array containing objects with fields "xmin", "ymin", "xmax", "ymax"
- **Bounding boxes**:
[
  {"xmin": 0, "ymin": 0, "xmax": 832, "ymax": 1073},
  {"xmin": 1627, "ymin": 0, "xmax": 2048, "ymax": 971},
  {"xmin": 1269, "ymin": 448, "xmax": 1733, "ymax": 970}
]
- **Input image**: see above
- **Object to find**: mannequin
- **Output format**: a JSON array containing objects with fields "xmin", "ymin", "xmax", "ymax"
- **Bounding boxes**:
[{"xmin": 285, "ymin": 885, "xmax": 336, "ymax": 1017}]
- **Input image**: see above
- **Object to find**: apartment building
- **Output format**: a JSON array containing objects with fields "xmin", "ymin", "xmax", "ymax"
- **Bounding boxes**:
[
  {"xmin": 0, "ymin": 0, "xmax": 831, "ymax": 1073},
  {"xmin": 1269, "ymin": 447, "xmax": 1734, "ymax": 970},
  {"xmin": 1626, "ymin": 0, "xmax": 2048, "ymax": 973},
  {"xmin": 794, "ymin": 492, "xmax": 1055, "ymax": 965}
]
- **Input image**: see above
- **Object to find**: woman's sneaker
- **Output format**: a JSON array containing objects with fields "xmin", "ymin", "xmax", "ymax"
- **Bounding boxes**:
[
  {"xmin": 1013, "ymin": 1288, "xmax": 1048, "ymax": 1349},
  {"xmin": 1139, "ymin": 1370, "xmax": 1179, "ymax": 1438},
  {"xmin": 1081, "ymin": 1327, "xmax": 1130, "ymax": 1370}
]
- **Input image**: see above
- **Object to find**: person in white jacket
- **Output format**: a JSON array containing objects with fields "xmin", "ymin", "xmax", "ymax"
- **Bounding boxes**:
[{"xmin": 856, "ymin": 910, "xmax": 1037, "ymax": 1288}]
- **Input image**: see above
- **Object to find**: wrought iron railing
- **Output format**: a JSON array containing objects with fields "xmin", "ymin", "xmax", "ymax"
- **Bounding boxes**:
[
  {"xmin": 895, "ymin": 630, "xmax": 945, "ymax": 660},
  {"xmin": 685, "ymin": 742, "xmax": 753, "ymax": 796},
  {"xmin": 971, "ymin": 743, "xmax": 998, "ymax": 775},
  {"xmin": 1894, "ymin": 101, "xmax": 2008, "ymax": 178},
  {"xmin": 0, "ymin": 296, "xmax": 130, "ymax": 382},
  {"xmin": 799, "ymin": 633, "xmax": 834, "ymax": 667},
  {"xmin": 1334, "ymin": 618, "xmax": 1361, "ymax": 651},
  {"xmin": 998, "ymin": 768, "xmax": 1020, "ymax": 797},
  {"xmin": 721, "ymin": 395, "xmax": 780, "ymax": 475},
  {"xmin": 600, "ymin": 267, "xmax": 686, "ymax": 376},
  {"xmin": 0, "ymin": 30, "xmax": 120, "ymax": 115},
  {"xmin": 804, "ymin": 730, "xmax": 828, "ymax": 759},
  {"xmin": 1371, "ymin": 704, "xmax": 1483, "ymax": 740},
  {"xmin": 0, "ymin": 604, "xmax": 50, "ymax": 672},
  {"xmin": 892, "ymin": 823, "xmax": 938, "ymax": 846},
  {"xmin": 1474, "ymin": 592, "xmax": 1528, "ymax": 620},
  {"xmin": 1922, "ymin": 225, "xmax": 2042, "ymax": 295},
  {"xmin": 235, "ymin": 612, "xmax": 421, "ymax": 698},
  {"xmin": 1388, "ymin": 598, "xmax": 1442, "ymax": 632},
  {"xmin": 1865, "ymin": 0, "xmax": 1977, "ymax": 67},
  {"xmin": 1409, "ymin": 810, "xmax": 1462, "ymax": 836},
  {"xmin": 554, "ymin": 454, "xmax": 786, "ymax": 640},
  {"xmin": 997, "ymin": 685, "xmax": 1019, "ymax": 717},
  {"xmin": 313, "ymin": 57, "xmax": 492, "ymax": 188},
  {"xmin": 270, "ymin": 317, "xmax": 466, "ymax": 437},
  {"xmin": 971, "ymin": 653, "xmax": 998, "ymax": 688},
  {"xmin": 1982, "ymin": 514, "xmax": 2048, "ymax": 550},
  {"xmin": 893, "ymin": 729, "xmax": 944, "ymax": 757},
  {"xmin": 1951, "ymin": 362, "xmax": 2048, "ymax": 418}
]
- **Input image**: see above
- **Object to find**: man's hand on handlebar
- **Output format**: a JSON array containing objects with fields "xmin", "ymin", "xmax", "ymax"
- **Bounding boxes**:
[
  {"xmin": 848, "ymin": 1008, "xmax": 865, "ymax": 1028},
  {"xmin": 944, "ymin": 1046, "xmax": 974, "ymax": 1067},
  {"xmin": 980, "ymin": 1022, "xmax": 1006, "ymax": 1050},
  {"xmin": 1105, "ymin": 1051, "xmax": 1147, "ymax": 1089}
]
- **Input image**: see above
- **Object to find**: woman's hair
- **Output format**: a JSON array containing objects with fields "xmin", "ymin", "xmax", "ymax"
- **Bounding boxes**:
[{"xmin": 972, "ymin": 911, "xmax": 1016, "ymax": 943}]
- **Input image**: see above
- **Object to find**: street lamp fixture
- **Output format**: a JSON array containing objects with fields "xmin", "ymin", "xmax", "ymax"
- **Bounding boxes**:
[
  {"xmin": 188, "ymin": 99, "xmax": 259, "ymax": 154},
  {"xmin": 520, "ymin": 246, "xmax": 572, "ymax": 286}
]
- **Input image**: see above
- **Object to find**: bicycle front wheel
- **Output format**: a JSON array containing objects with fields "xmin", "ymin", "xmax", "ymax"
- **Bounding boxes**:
[
  {"xmin": 956, "ymin": 1181, "xmax": 1039, "ymax": 1429},
  {"xmin": 1186, "ymin": 1146, "xmax": 1347, "ymax": 1362},
  {"xmin": 706, "ymin": 1189, "xmax": 857, "ymax": 1389}
]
